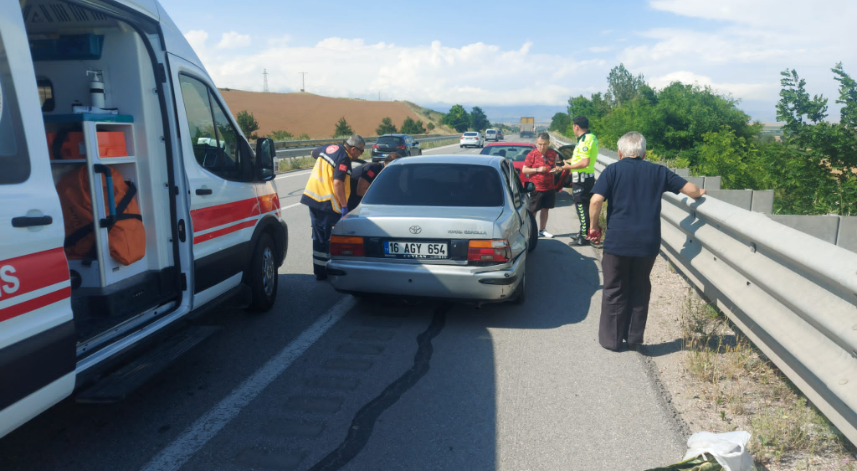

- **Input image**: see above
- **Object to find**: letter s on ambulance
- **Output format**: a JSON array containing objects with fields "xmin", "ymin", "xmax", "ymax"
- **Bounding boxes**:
[{"xmin": 0, "ymin": 265, "xmax": 20, "ymax": 295}]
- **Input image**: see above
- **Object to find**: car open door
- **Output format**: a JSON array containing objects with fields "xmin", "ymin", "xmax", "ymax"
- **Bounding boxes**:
[{"xmin": 0, "ymin": 4, "xmax": 75, "ymax": 438}]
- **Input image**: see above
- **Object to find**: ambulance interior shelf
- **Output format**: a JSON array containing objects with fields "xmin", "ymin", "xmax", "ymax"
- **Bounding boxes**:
[{"xmin": 43, "ymin": 113, "xmax": 148, "ymax": 291}]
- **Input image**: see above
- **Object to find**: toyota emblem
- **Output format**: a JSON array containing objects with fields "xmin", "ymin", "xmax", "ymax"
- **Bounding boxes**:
[{"xmin": 409, "ymin": 225, "xmax": 422, "ymax": 234}]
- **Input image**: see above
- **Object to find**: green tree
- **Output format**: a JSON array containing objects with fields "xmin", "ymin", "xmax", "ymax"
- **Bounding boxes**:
[
  {"xmin": 376, "ymin": 117, "xmax": 398, "ymax": 135},
  {"xmin": 426, "ymin": 122, "xmax": 435, "ymax": 131},
  {"xmin": 298, "ymin": 133, "xmax": 311, "ymax": 140},
  {"xmin": 776, "ymin": 64, "xmax": 857, "ymax": 215},
  {"xmin": 469, "ymin": 106, "xmax": 490, "ymax": 131},
  {"xmin": 236, "ymin": 110, "xmax": 259, "ymax": 140},
  {"xmin": 695, "ymin": 127, "xmax": 773, "ymax": 190},
  {"xmin": 568, "ymin": 92, "xmax": 611, "ymax": 122},
  {"xmin": 269, "ymin": 130, "xmax": 293, "ymax": 141},
  {"xmin": 443, "ymin": 104, "xmax": 470, "ymax": 132},
  {"xmin": 401, "ymin": 116, "xmax": 427, "ymax": 134},
  {"xmin": 333, "ymin": 117, "xmax": 353, "ymax": 137},
  {"xmin": 549, "ymin": 112, "xmax": 571, "ymax": 132},
  {"xmin": 606, "ymin": 64, "xmax": 646, "ymax": 107}
]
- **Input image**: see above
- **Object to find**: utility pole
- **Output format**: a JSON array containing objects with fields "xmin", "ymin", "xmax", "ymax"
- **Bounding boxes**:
[
  {"xmin": 378, "ymin": 91, "xmax": 381, "ymax": 101},
  {"xmin": 298, "ymin": 72, "xmax": 307, "ymax": 92},
  {"xmin": 262, "ymin": 69, "xmax": 269, "ymax": 92}
]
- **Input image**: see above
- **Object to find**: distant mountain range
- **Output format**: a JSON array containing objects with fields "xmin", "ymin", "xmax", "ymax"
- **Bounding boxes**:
[{"xmin": 418, "ymin": 103, "xmax": 567, "ymax": 125}]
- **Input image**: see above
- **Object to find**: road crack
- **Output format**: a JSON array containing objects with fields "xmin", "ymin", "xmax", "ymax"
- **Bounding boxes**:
[{"xmin": 306, "ymin": 303, "xmax": 449, "ymax": 471}]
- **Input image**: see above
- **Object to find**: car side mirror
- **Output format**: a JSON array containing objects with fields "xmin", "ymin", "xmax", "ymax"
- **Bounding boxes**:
[
  {"xmin": 413, "ymin": 141, "xmax": 419, "ymax": 145},
  {"xmin": 255, "ymin": 137, "xmax": 276, "ymax": 181},
  {"xmin": 524, "ymin": 182, "xmax": 535, "ymax": 193}
]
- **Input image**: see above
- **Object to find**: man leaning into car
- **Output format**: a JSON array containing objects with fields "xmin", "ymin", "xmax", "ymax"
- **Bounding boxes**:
[{"xmin": 522, "ymin": 132, "xmax": 560, "ymax": 238}]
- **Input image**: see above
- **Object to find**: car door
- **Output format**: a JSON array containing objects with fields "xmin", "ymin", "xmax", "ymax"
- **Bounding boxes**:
[
  {"xmin": 169, "ymin": 56, "xmax": 260, "ymax": 307},
  {"xmin": 0, "ymin": 4, "xmax": 75, "ymax": 438},
  {"xmin": 499, "ymin": 161, "xmax": 528, "ymax": 254}
]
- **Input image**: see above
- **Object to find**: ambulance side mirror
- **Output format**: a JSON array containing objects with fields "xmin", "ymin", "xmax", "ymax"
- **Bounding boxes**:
[{"xmin": 255, "ymin": 137, "xmax": 276, "ymax": 181}]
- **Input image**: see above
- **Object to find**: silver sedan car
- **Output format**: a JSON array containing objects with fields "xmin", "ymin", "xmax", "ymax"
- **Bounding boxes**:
[{"xmin": 327, "ymin": 155, "xmax": 537, "ymax": 304}]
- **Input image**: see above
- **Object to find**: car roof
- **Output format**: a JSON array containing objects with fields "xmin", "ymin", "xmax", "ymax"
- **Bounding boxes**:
[
  {"xmin": 387, "ymin": 154, "xmax": 505, "ymax": 168},
  {"xmin": 485, "ymin": 142, "xmax": 535, "ymax": 147},
  {"xmin": 379, "ymin": 134, "xmax": 409, "ymax": 137}
]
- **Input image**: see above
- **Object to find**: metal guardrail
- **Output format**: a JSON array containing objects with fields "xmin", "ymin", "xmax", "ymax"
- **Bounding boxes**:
[
  {"xmin": 273, "ymin": 133, "xmax": 449, "ymax": 149},
  {"xmin": 551, "ymin": 133, "xmax": 857, "ymax": 445}
]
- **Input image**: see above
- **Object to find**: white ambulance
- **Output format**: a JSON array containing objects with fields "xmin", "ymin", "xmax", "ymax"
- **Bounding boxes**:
[{"xmin": 0, "ymin": 0, "xmax": 288, "ymax": 438}]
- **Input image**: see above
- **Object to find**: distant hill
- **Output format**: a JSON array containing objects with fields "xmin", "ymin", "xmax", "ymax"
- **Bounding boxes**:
[
  {"xmin": 219, "ymin": 90, "xmax": 453, "ymax": 139},
  {"xmin": 420, "ymin": 103, "xmax": 568, "ymax": 125}
]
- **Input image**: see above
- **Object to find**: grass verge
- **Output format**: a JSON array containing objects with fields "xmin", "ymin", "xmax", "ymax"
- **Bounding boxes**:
[{"xmin": 679, "ymin": 293, "xmax": 856, "ymax": 469}]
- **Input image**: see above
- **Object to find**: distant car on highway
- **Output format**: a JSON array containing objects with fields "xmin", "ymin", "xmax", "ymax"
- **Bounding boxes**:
[
  {"xmin": 497, "ymin": 129, "xmax": 504, "ymax": 140},
  {"xmin": 371, "ymin": 134, "xmax": 421, "ymax": 162},
  {"xmin": 485, "ymin": 129, "xmax": 500, "ymax": 141},
  {"xmin": 479, "ymin": 142, "xmax": 536, "ymax": 185},
  {"xmin": 327, "ymin": 155, "xmax": 537, "ymax": 304},
  {"xmin": 460, "ymin": 132, "xmax": 484, "ymax": 148}
]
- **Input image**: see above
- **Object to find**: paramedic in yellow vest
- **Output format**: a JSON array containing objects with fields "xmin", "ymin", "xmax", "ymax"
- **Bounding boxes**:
[
  {"xmin": 301, "ymin": 135, "xmax": 365, "ymax": 280},
  {"xmin": 556, "ymin": 116, "xmax": 598, "ymax": 246}
]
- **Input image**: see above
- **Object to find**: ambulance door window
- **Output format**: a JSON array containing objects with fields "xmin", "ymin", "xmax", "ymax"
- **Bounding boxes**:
[
  {"xmin": 178, "ymin": 74, "xmax": 244, "ymax": 182},
  {"xmin": 0, "ymin": 33, "xmax": 31, "ymax": 185}
]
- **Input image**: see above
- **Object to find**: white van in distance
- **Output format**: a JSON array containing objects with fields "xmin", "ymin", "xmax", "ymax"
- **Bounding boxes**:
[{"xmin": 0, "ymin": 0, "xmax": 288, "ymax": 438}]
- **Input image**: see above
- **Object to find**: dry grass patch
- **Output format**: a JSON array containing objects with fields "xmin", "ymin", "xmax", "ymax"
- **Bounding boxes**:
[{"xmin": 679, "ymin": 294, "xmax": 856, "ymax": 469}]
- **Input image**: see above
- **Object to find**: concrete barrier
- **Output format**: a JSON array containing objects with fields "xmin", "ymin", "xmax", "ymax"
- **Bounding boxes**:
[
  {"xmin": 771, "ymin": 215, "xmax": 841, "ymax": 245},
  {"xmin": 703, "ymin": 176, "xmax": 721, "ymax": 190}
]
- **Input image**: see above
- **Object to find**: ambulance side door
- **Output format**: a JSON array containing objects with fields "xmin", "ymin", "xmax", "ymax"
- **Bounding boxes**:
[
  {"xmin": 168, "ymin": 56, "xmax": 259, "ymax": 308},
  {"xmin": 0, "ymin": 4, "xmax": 75, "ymax": 438}
]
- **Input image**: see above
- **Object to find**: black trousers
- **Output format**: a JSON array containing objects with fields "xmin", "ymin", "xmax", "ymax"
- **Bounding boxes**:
[
  {"xmin": 572, "ymin": 177, "xmax": 594, "ymax": 237},
  {"xmin": 598, "ymin": 252, "xmax": 657, "ymax": 351},
  {"xmin": 309, "ymin": 207, "xmax": 339, "ymax": 276}
]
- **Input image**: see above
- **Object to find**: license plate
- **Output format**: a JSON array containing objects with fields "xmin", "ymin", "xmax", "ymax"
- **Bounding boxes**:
[{"xmin": 384, "ymin": 241, "xmax": 448, "ymax": 259}]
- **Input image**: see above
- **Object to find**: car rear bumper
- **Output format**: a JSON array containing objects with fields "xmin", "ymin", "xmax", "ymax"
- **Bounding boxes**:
[{"xmin": 327, "ymin": 252, "xmax": 525, "ymax": 302}]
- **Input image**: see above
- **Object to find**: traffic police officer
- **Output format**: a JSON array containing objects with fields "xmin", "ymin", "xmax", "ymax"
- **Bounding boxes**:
[
  {"xmin": 301, "ymin": 135, "xmax": 365, "ymax": 280},
  {"xmin": 556, "ymin": 116, "xmax": 598, "ymax": 246}
]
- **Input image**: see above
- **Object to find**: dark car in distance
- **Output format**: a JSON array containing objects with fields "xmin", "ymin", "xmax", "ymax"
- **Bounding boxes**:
[{"xmin": 371, "ymin": 134, "xmax": 422, "ymax": 162}]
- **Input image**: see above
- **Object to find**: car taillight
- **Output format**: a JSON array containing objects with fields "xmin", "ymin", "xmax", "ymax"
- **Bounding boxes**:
[
  {"xmin": 373, "ymin": 144, "xmax": 379, "ymax": 149},
  {"xmin": 467, "ymin": 239, "xmax": 510, "ymax": 263},
  {"xmin": 330, "ymin": 235, "xmax": 365, "ymax": 256},
  {"xmin": 397, "ymin": 145, "xmax": 406, "ymax": 150}
]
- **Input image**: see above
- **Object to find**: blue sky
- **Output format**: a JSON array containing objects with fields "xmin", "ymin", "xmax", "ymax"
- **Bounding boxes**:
[{"xmin": 161, "ymin": 0, "xmax": 855, "ymax": 123}]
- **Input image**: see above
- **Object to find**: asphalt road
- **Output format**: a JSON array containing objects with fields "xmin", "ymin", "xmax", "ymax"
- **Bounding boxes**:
[{"xmin": 0, "ymin": 136, "xmax": 686, "ymax": 470}]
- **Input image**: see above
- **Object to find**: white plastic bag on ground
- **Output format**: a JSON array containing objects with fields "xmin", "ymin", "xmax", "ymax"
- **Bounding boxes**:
[{"xmin": 682, "ymin": 431, "xmax": 753, "ymax": 471}]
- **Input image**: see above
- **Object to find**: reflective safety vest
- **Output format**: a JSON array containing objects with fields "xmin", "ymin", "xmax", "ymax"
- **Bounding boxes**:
[
  {"xmin": 572, "ymin": 132, "xmax": 599, "ymax": 175},
  {"xmin": 301, "ymin": 144, "xmax": 351, "ymax": 213}
]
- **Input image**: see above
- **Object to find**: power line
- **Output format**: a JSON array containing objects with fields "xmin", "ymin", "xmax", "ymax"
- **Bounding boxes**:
[{"xmin": 262, "ymin": 69, "xmax": 269, "ymax": 93}]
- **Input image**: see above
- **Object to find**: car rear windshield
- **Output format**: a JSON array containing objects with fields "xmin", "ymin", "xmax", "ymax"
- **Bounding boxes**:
[
  {"xmin": 480, "ymin": 145, "xmax": 533, "ymax": 162},
  {"xmin": 362, "ymin": 164, "xmax": 504, "ymax": 207},
  {"xmin": 463, "ymin": 132, "xmax": 478, "ymax": 137},
  {"xmin": 486, "ymin": 130, "xmax": 496, "ymax": 134},
  {"xmin": 376, "ymin": 136, "xmax": 404, "ymax": 146}
]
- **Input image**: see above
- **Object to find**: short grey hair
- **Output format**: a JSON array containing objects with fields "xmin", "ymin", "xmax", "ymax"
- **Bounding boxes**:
[
  {"xmin": 537, "ymin": 132, "xmax": 550, "ymax": 141},
  {"xmin": 617, "ymin": 131, "xmax": 646, "ymax": 158},
  {"xmin": 345, "ymin": 135, "xmax": 365, "ymax": 148}
]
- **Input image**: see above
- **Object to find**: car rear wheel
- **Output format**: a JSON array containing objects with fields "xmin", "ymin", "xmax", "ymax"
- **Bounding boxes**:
[
  {"xmin": 528, "ymin": 212, "xmax": 538, "ymax": 252},
  {"xmin": 247, "ymin": 233, "xmax": 278, "ymax": 312}
]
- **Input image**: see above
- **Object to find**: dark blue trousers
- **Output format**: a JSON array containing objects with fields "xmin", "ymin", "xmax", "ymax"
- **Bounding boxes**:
[{"xmin": 309, "ymin": 207, "xmax": 339, "ymax": 276}]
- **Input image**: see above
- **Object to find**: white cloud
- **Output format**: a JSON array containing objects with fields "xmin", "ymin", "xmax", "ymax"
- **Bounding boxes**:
[
  {"xmin": 217, "ymin": 31, "xmax": 251, "ymax": 49},
  {"xmin": 588, "ymin": 46, "xmax": 612, "ymax": 53},
  {"xmin": 180, "ymin": 32, "xmax": 600, "ymax": 106},
  {"xmin": 267, "ymin": 35, "xmax": 291, "ymax": 47},
  {"xmin": 648, "ymin": 71, "xmax": 778, "ymax": 101}
]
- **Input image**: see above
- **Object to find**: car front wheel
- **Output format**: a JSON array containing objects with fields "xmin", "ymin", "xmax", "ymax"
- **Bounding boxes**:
[{"xmin": 247, "ymin": 233, "xmax": 278, "ymax": 312}]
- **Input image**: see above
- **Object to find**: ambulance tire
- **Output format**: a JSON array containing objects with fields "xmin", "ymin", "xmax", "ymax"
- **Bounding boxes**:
[
  {"xmin": 527, "ymin": 212, "xmax": 538, "ymax": 252},
  {"xmin": 247, "ymin": 233, "xmax": 278, "ymax": 312}
]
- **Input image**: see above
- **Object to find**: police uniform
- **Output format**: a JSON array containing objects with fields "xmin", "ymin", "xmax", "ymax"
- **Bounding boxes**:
[
  {"xmin": 301, "ymin": 144, "xmax": 352, "ymax": 278},
  {"xmin": 570, "ymin": 132, "xmax": 598, "ymax": 239}
]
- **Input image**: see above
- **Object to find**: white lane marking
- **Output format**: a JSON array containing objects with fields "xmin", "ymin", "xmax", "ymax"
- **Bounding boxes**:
[
  {"xmin": 423, "ymin": 142, "xmax": 464, "ymax": 154},
  {"xmin": 281, "ymin": 202, "xmax": 301, "ymax": 210},
  {"xmin": 275, "ymin": 170, "xmax": 312, "ymax": 179},
  {"xmin": 140, "ymin": 296, "xmax": 357, "ymax": 471}
]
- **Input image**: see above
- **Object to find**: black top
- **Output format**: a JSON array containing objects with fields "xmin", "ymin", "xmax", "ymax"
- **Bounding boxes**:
[
  {"xmin": 591, "ymin": 158, "xmax": 687, "ymax": 257},
  {"xmin": 348, "ymin": 162, "xmax": 384, "ymax": 210}
]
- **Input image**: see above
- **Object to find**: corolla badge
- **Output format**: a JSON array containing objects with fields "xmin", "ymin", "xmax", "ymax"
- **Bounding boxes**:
[{"xmin": 409, "ymin": 225, "xmax": 422, "ymax": 234}]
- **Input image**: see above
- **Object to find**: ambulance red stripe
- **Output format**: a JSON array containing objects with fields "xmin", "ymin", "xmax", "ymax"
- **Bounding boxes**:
[
  {"xmin": 193, "ymin": 220, "xmax": 257, "ymax": 245},
  {"xmin": 0, "ymin": 247, "xmax": 69, "ymax": 305},
  {"xmin": 0, "ymin": 287, "xmax": 71, "ymax": 323},
  {"xmin": 191, "ymin": 197, "xmax": 261, "ymax": 232}
]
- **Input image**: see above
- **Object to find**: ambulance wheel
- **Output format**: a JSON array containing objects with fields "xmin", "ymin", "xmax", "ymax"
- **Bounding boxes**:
[
  {"xmin": 248, "ymin": 233, "xmax": 278, "ymax": 312},
  {"xmin": 527, "ymin": 212, "xmax": 538, "ymax": 253}
]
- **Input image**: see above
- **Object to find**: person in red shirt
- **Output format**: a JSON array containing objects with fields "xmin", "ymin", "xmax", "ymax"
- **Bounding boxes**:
[{"xmin": 522, "ymin": 132, "xmax": 560, "ymax": 238}]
